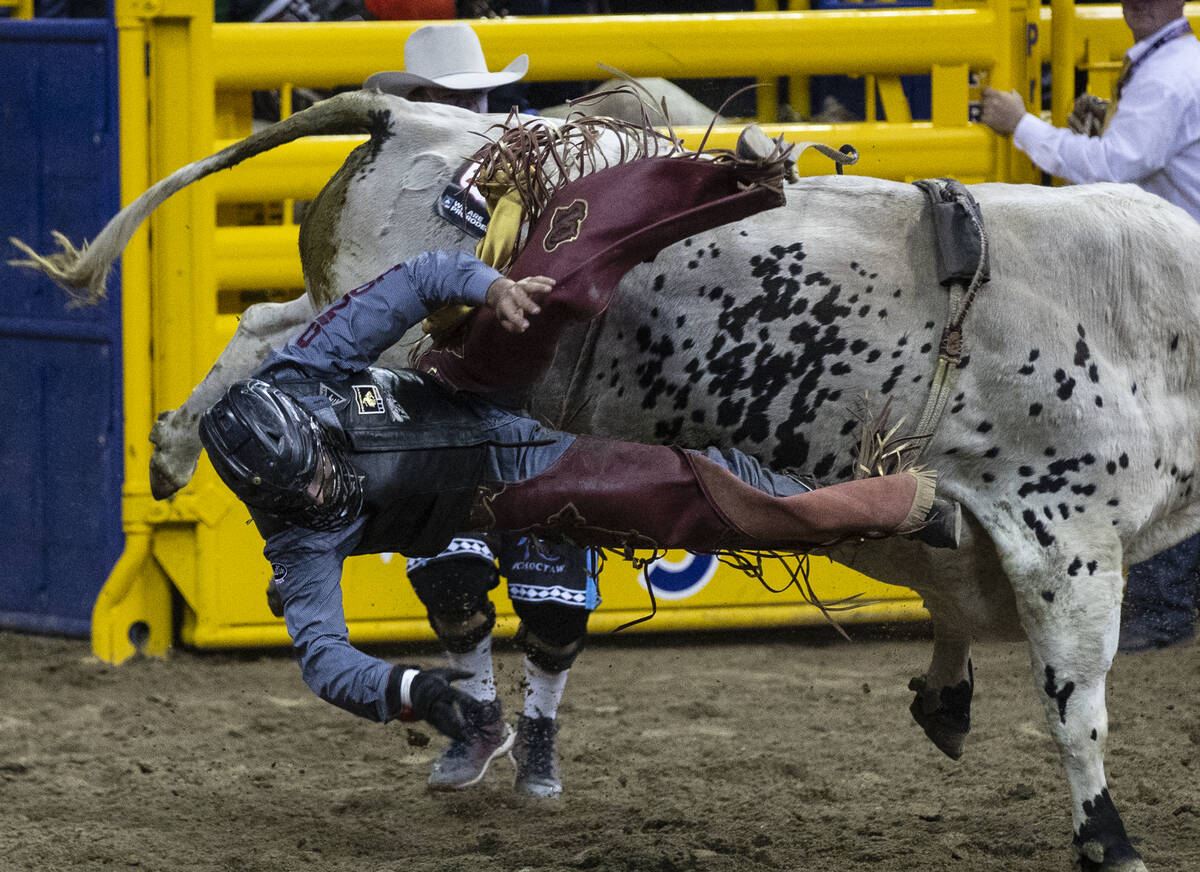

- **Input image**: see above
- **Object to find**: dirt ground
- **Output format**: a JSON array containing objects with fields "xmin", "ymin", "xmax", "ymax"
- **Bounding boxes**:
[{"xmin": 1, "ymin": 624, "xmax": 1196, "ymax": 872}]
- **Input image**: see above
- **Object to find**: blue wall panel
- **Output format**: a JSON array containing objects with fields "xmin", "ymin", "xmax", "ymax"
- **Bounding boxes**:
[{"xmin": 0, "ymin": 19, "xmax": 122, "ymax": 636}]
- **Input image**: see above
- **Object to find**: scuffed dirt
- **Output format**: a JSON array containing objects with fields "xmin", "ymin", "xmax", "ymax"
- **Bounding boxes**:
[{"xmin": 1, "ymin": 625, "xmax": 1196, "ymax": 871}]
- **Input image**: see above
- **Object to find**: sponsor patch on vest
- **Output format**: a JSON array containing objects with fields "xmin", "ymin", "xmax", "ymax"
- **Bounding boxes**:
[
  {"xmin": 320, "ymin": 383, "xmax": 349, "ymax": 409},
  {"xmin": 353, "ymin": 384, "xmax": 385, "ymax": 415},
  {"xmin": 271, "ymin": 562, "xmax": 287, "ymax": 581}
]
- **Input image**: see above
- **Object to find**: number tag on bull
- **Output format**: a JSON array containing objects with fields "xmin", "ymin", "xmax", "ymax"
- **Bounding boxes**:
[{"xmin": 435, "ymin": 160, "xmax": 489, "ymax": 239}]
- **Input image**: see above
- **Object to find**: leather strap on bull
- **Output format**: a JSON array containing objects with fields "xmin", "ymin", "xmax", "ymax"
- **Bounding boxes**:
[
  {"xmin": 467, "ymin": 436, "xmax": 934, "ymax": 555},
  {"xmin": 416, "ymin": 117, "xmax": 789, "ymax": 392},
  {"xmin": 908, "ymin": 178, "xmax": 990, "ymax": 459}
]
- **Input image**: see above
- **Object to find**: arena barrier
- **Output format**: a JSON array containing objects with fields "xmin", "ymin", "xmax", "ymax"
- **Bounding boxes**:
[
  {"xmin": 38, "ymin": 0, "xmax": 1187, "ymax": 663},
  {"xmin": 1, "ymin": 15, "xmax": 123, "ymax": 638},
  {"xmin": 1, "ymin": 0, "xmax": 33, "ymax": 18}
]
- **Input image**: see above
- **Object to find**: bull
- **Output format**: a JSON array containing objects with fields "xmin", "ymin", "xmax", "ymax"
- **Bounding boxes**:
[{"xmin": 14, "ymin": 89, "xmax": 1200, "ymax": 872}]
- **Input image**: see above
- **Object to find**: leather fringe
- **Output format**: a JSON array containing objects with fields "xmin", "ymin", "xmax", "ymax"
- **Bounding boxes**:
[
  {"xmin": 899, "ymin": 467, "xmax": 938, "ymax": 535},
  {"xmin": 469, "ymin": 96, "xmax": 793, "ymax": 254}
]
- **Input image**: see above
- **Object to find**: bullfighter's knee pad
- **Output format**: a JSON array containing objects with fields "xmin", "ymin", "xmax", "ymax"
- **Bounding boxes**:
[
  {"xmin": 513, "ymin": 603, "xmax": 590, "ymax": 673},
  {"xmin": 407, "ymin": 553, "xmax": 499, "ymax": 653},
  {"xmin": 426, "ymin": 597, "xmax": 497, "ymax": 655}
]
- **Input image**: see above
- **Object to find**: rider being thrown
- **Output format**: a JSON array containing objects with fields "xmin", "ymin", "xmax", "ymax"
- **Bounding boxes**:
[{"xmin": 199, "ymin": 247, "xmax": 961, "ymax": 744}]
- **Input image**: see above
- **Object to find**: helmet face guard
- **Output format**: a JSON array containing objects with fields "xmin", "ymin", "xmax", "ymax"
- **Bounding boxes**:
[
  {"xmin": 298, "ymin": 441, "xmax": 362, "ymax": 530},
  {"xmin": 200, "ymin": 379, "xmax": 361, "ymax": 530}
]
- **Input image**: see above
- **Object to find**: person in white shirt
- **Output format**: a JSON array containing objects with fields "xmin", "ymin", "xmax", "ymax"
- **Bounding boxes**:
[
  {"xmin": 980, "ymin": 0, "xmax": 1200, "ymax": 653},
  {"xmin": 979, "ymin": 0, "xmax": 1200, "ymax": 222}
]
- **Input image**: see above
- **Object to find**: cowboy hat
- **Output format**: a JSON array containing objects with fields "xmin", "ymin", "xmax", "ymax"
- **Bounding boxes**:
[{"xmin": 364, "ymin": 23, "xmax": 529, "ymax": 97}]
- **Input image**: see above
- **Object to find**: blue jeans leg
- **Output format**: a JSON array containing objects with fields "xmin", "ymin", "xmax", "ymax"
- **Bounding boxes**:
[{"xmin": 1121, "ymin": 533, "xmax": 1200, "ymax": 650}]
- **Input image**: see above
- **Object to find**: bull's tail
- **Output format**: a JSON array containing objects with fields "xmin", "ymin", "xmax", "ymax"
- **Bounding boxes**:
[{"xmin": 8, "ymin": 89, "xmax": 393, "ymax": 306}]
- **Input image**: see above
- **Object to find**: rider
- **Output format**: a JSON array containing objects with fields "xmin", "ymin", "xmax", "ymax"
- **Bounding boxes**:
[
  {"xmin": 364, "ymin": 21, "xmax": 594, "ymax": 799},
  {"xmin": 199, "ymin": 249, "xmax": 961, "ymax": 767}
]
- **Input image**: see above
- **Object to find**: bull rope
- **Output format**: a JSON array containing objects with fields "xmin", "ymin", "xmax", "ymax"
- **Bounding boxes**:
[{"xmin": 908, "ymin": 180, "xmax": 991, "ymax": 462}]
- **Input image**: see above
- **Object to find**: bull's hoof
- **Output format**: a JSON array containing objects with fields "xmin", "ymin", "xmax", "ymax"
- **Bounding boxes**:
[
  {"xmin": 1074, "ymin": 789, "xmax": 1146, "ymax": 872},
  {"xmin": 908, "ymin": 663, "xmax": 973, "ymax": 760},
  {"xmin": 1074, "ymin": 845, "xmax": 1148, "ymax": 872},
  {"xmin": 149, "ymin": 452, "xmax": 197, "ymax": 501},
  {"xmin": 908, "ymin": 687, "xmax": 968, "ymax": 759},
  {"xmin": 148, "ymin": 412, "xmax": 200, "ymax": 500}
]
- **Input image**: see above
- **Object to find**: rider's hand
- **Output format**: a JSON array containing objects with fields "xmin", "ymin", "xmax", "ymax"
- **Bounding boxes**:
[
  {"xmin": 394, "ymin": 666, "xmax": 484, "ymax": 742},
  {"xmin": 485, "ymin": 275, "xmax": 555, "ymax": 333}
]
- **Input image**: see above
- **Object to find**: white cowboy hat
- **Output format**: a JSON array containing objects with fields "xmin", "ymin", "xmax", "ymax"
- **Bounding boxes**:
[{"xmin": 364, "ymin": 23, "xmax": 529, "ymax": 97}]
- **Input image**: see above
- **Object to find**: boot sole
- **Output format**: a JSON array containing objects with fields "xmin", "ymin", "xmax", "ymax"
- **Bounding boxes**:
[{"xmin": 512, "ymin": 779, "xmax": 564, "ymax": 801}]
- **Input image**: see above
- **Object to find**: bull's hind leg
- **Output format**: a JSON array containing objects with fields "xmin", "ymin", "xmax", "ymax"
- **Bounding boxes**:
[
  {"xmin": 1004, "ymin": 534, "xmax": 1146, "ymax": 872},
  {"xmin": 908, "ymin": 622, "xmax": 973, "ymax": 759},
  {"xmin": 149, "ymin": 295, "xmax": 315, "ymax": 499}
]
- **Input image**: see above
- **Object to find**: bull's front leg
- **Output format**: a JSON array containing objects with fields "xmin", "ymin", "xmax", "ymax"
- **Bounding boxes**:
[{"xmin": 149, "ymin": 295, "xmax": 315, "ymax": 499}]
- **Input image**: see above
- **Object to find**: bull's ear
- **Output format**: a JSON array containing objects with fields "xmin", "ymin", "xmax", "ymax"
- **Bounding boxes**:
[
  {"xmin": 394, "ymin": 152, "xmax": 465, "ymax": 193},
  {"xmin": 377, "ymin": 108, "xmax": 490, "ymax": 192}
]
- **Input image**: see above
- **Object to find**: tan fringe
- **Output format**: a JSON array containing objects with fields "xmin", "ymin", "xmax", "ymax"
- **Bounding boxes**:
[
  {"xmin": 599, "ymin": 545, "xmax": 872, "ymax": 638},
  {"xmin": 854, "ymin": 395, "xmax": 929, "ymax": 479},
  {"xmin": 899, "ymin": 467, "xmax": 938, "ymax": 534},
  {"xmin": 852, "ymin": 394, "xmax": 938, "ymax": 534},
  {"xmin": 467, "ymin": 84, "xmax": 794, "ymax": 257}
]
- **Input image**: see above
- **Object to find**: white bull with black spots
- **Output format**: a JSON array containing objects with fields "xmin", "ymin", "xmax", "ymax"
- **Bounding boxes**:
[{"xmin": 14, "ymin": 90, "xmax": 1200, "ymax": 872}]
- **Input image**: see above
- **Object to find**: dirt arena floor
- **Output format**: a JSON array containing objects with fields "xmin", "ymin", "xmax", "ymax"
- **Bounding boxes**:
[{"xmin": 1, "ymin": 624, "xmax": 1196, "ymax": 872}]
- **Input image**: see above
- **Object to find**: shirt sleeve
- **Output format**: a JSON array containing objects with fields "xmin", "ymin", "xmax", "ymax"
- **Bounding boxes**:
[
  {"xmin": 263, "ymin": 521, "xmax": 402, "ymax": 723},
  {"xmin": 1012, "ymin": 71, "xmax": 1186, "ymax": 185},
  {"xmin": 261, "ymin": 250, "xmax": 501, "ymax": 380}
]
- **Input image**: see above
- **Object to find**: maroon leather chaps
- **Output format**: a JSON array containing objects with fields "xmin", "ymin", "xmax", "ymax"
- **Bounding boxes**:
[
  {"xmin": 469, "ymin": 436, "xmax": 931, "ymax": 554},
  {"xmin": 417, "ymin": 155, "xmax": 784, "ymax": 392},
  {"xmin": 423, "ymin": 155, "xmax": 934, "ymax": 552}
]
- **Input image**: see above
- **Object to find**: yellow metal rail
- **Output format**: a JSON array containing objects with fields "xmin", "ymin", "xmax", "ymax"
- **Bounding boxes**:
[
  {"xmin": 211, "ymin": 11, "xmax": 1001, "ymax": 88},
  {"xmin": 211, "ymin": 122, "xmax": 993, "ymax": 292},
  {"xmin": 1, "ymin": 0, "xmax": 33, "ymax": 18}
]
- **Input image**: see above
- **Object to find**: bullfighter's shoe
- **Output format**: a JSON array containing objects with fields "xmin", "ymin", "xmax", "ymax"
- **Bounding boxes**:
[
  {"xmin": 427, "ymin": 699, "xmax": 514, "ymax": 790},
  {"xmin": 511, "ymin": 714, "xmax": 563, "ymax": 800}
]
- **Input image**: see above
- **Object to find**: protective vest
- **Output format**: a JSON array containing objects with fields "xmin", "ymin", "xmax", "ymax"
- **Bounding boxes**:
[{"xmin": 275, "ymin": 368, "xmax": 496, "ymax": 556}]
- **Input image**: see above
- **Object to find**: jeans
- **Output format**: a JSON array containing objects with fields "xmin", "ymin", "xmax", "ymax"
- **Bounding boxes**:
[{"xmin": 1121, "ymin": 532, "xmax": 1200, "ymax": 649}]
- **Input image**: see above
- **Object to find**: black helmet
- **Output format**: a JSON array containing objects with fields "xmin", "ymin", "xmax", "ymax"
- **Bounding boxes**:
[{"xmin": 199, "ymin": 379, "xmax": 361, "ymax": 530}]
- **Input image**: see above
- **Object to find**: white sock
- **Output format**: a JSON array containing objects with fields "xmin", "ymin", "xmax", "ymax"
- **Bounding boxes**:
[
  {"xmin": 446, "ymin": 636, "xmax": 496, "ymax": 702},
  {"xmin": 523, "ymin": 660, "xmax": 569, "ymax": 720}
]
